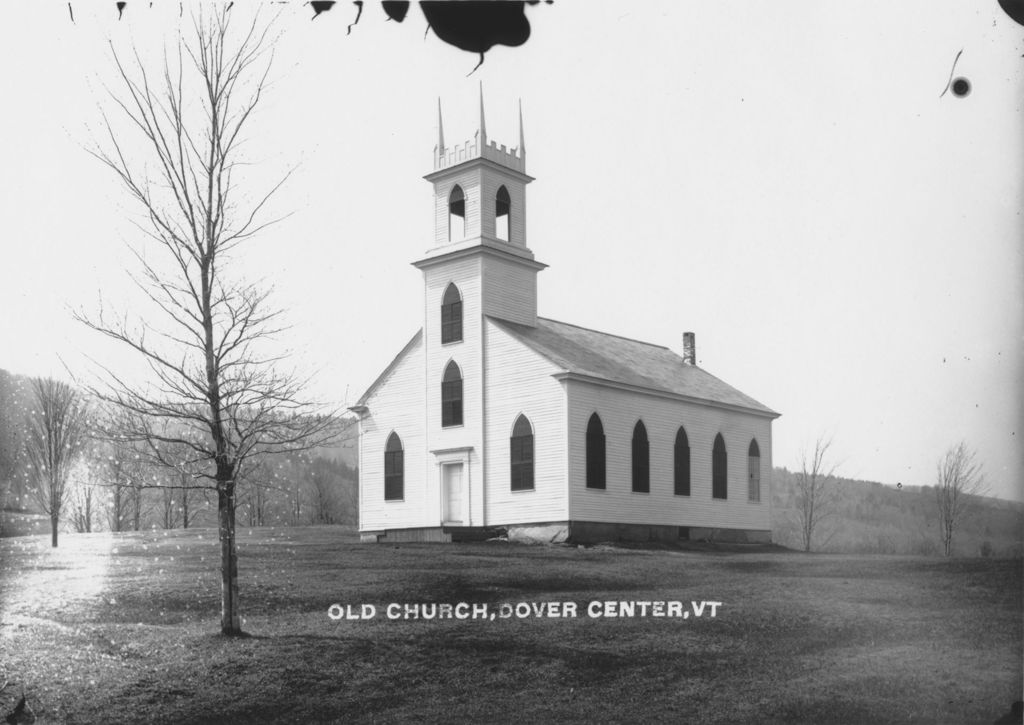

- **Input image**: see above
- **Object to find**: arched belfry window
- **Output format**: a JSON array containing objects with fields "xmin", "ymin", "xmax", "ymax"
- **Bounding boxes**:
[
  {"xmin": 384, "ymin": 432, "xmax": 404, "ymax": 501},
  {"xmin": 631, "ymin": 420, "xmax": 650, "ymax": 493},
  {"xmin": 712, "ymin": 434, "xmax": 728, "ymax": 500},
  {"xmin": 510, "ymin": 414, "xmax": 534, "ymax": 491},
  {"xmin": 585, "ymin": 413, "xmax": 605, "ymax": 490},
  {"xmin": 748, "ymin": 439, "xmax": 761, "ymax": 502},
  {"xmin": 495, "ymin": 185, "xmax": 511, "ymax": 242},
  {"xmin": 441, "ymin": 361, "xmax": 463, "ymax": 427},
  {"xmin": 448, "ymin": 185, "xmax": 465, "ymax": 241},
  {"xmin": 674, "ymin": 427, "xmax": 691, "ymax": 496},
  {"xmin": 441, "ymin": 283, "xmax": 463, "ymax": 344}
]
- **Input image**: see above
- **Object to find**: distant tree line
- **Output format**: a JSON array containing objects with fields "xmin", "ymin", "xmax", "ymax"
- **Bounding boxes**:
[{"xmin": 0, "ymin": 369, "xmax": 358, "ymax": 539}]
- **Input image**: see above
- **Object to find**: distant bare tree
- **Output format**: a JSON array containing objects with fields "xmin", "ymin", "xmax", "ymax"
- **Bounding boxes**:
[
  {"xmin": 24, "ymin": 378, "xmax": 90, "ymax": 547},
  {"xmin": 78, "ymin": 10, "xmax": 337, "ymax": 635},
  {"xmin": 794, "ymin": 435, "xmax": 839, "ymax": 552},
  {"xmin": 934, "ymin": 442, "xmax": 987, "ymax": 557},
  {"xmin": 69, "ymin": 468, "xmax": 97, "ymax": 534}
]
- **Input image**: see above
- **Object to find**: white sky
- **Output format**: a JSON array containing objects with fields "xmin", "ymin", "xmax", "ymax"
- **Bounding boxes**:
[{"xmin": 1, "ymin": 2, "xmax": 1021, "ymax": 502}]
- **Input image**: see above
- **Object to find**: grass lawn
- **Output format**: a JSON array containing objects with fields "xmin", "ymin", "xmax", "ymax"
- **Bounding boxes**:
[{"xmin": 0, "ymin": 526, "xmax": 1020, "ymax": 724}]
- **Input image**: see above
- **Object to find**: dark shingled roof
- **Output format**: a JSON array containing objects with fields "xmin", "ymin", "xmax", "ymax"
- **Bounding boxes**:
[{"xmin": 490, "ymin": 317, "xmax": 778, "ymax": 417}]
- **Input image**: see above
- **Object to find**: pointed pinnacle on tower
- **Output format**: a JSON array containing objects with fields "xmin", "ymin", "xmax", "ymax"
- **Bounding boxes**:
[
  {"xmin": 437, "ymin": 98, "xmax": 445, "ymax": 159},
  {"xmin": 518, "ymin": 99, "xmax": 526, "ymax": 156},
  {"xmin": 479, "ymin": 81, "xmax": 487, "ymax": 146}
]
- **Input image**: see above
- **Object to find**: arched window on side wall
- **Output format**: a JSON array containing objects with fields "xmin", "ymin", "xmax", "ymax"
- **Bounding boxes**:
[
  {"xmin": 631, "ymin": 420, "xmax": 649, "ymax": 493},
  {"xmin": 585, "ymin": 413, "xmax": 605, "ymax": 489},
  {"xmin": 712, "ymin": 433, "xmax": 728, "ymax": 500},
  {"xmin": 441, "ymin": 361, "xmax": 463, "ymax": 427},
  {"xmin": 674, "ymin": 427, "xmax": 691, "ymax": 496},
  {"xmin": 384, "ymin": 432, "xmax": 404, "ymax": 501},
  {"xmin": 495, "ymin": 185, "xmax": 511, "ymax": 241},
  {"xmin": 510, "ymin": 414, "xmax": 534, "ymax": 491},
  {"xmin": 748, "ymin": 439, "xmax": 761, "ymax": 502},
  {"xmin": 441, "ymin": 283, "xmax": 463, "ymax": 344},
  {"xmin": 448, "ymin": 185, "xmax": 465, "ymax": 241}
]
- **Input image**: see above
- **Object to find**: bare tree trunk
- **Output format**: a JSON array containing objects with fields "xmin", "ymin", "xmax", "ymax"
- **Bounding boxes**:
[
  {"xmin": 51, "ymin": 515, "xmax": 58, "ymax": 548},
  {"xmin": 218, "ymin": 484, "xmax": 240, "ymax": 634}
]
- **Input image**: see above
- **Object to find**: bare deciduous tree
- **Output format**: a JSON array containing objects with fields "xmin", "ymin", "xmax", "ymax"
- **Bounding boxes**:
[
  {"xmin": 24, "ymin": 378, "xmax": 90, "ymax": 547},
  {"xmin": 78, "ymin": 10, "xmax": 336, "ymax": 635},
  {"xmin": 794, "ymin": 435, "xmax": 839, "ymax": 553},
  {"xmin": 69, "ymin": 466, "xmax": 97, "ymax": 534},
  {"xmin": 934, "ymin": 441, "xmax": 987, "ymax": 557}
]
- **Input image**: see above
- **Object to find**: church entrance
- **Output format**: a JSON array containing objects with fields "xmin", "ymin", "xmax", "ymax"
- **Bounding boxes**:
[{"xmin": 442, "ymin": 463, "xmax": 463, "ymax": 524}]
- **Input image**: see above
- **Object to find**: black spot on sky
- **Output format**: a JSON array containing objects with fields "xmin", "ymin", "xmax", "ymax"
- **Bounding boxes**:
[
  {"xmin": 383, "ymin": 0, "xmax": 410, "ymax": 23},
  {"xmin": 420, "ymin": 1, "xmax": 532, "ymax": 72},
  {"xmin": 311, "ymin": 0, "xmax": 337, "ymax": 18},
  {"xmin": 951, "ymin": 77, "xmax": 971, "ymax": 97},
  {"xmin": 997, "ymin": 0, "xmax": 1024, "ymax": 26},
  {"xmin": 116, "ymin": 1, "xmax": 126, "ymax": 20}
]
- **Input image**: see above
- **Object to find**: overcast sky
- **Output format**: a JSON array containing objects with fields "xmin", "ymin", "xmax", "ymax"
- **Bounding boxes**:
[{"xmin": 1, "ymin": 2, "xmax": 1021, "ymax": 502}]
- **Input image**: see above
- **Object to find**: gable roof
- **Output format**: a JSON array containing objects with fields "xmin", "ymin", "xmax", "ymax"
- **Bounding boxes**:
[
  {"xmin": 355, "ymin": 329, "xmax": 422, "ymax": 407},
  {"xmin": 490, "ymin": 317, "xmax": 779, "ymax": 417}
]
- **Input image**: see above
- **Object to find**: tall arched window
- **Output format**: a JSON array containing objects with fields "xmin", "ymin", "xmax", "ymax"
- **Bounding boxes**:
[
  {"xmin": 712, "ymin": 433, "xmax": 728, "ymax": 500},
  {"xmin": 748, "ymin": 439, "xmax": 761, "ymax": 502},
  {"xmin": 585, "ymin": 413, "xmax": 605, "ymax": 489},
  {"xmin": 384, "ymin": 432, "xmax": 404, "ymax": 501},
  {"xmin": 631, "ymin": 420, "xmax": 649, "ymax": 493},
  {"xmin": 674, "ymin": 426, "xmax": 691, "ymax": 496},
  {"xmin": 448, "ymin": 185, "xmax": 465, "ymax": 241},
  {"xmin": 495, "ymin": 185, "xmax": 511, "ymax": 241},
  {"xmin": 441, "ymin": 361, "xmax": 463, "ymax": 427},
  {"xmin": 510, "ymin": 414, "xmax": 534, "ymax": 491},
  {"xmin": 441, "ymin": 283, "xmax": 463, "ymax": 344}
]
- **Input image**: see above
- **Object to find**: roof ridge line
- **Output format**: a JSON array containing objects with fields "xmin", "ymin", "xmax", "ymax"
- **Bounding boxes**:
[{"xmin": 537, "ymin": 316, "xmax": 671, "ymax": 351}]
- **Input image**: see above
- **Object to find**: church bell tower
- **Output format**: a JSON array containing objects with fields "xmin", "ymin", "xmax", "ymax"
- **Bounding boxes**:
[{"xmin": 414, "ymin": 86, "xmax": 546, "ymax": 329}]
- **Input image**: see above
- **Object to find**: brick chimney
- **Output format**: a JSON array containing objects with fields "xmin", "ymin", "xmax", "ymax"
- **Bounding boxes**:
[{"xmin": 682, "ymin": 332, "xmax": 696, "ymax": 365}]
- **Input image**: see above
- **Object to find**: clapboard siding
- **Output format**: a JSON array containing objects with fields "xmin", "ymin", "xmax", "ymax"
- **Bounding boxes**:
[
  {"xmin": 480, "ymin": 255, "xmax": 537, "ymax": 326},
  {"xmin": 359, "ymin": 337, "xmax": 428, "ymax": 531},
  {"xmin": 483, "ymin": 319, "xmax": 567, "ymax": 524},
  {"xmin": 566, "ymin": 379, "xmax": 773, "ymax": 530},
  {"xmin": 432, "ymin": 168, "xmax": 483, "ymax": 247},
  {"xmin": 423, "ymin": 257, "xmax": 486, "ymax": 525},
  {"xmin": 477, "ymin": 168, "xmax": 527, "ymax": 249}
]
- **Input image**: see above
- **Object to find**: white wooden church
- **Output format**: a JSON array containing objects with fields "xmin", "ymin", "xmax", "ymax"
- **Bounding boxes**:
[{"xmin": 350, "ymin": 95, "xmax": 780, "ymax": 544}]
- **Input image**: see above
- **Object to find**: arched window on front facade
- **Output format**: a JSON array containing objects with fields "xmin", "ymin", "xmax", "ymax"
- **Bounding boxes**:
[
  {"xmin": 448, "ymin": 185, "xmax": 465, "ymax": 241},
  {"xmin": 441, "ymin": 361, "xmax": 463, "ymax": 427},
  {"xmin": 510, "ymin": 414, "xmax": 534, "ymax": 491},
  {"xmin": 674, "ymin": 426, "xmax": 691, "ymax": 496},
  {"xmin": 441, "ymin": 283, "xmax": 463, "ymax": 344},
  {"xmin": 495, "ymin": 185, "xmax": 511, "ymax": 241},
  {"xmin": 631, "ymin": 420, "xmax": 649, "ymax": 493},
  {"xmin": 384, "ymin": 432, "xmax": 404, "ymax": 501},
  {"xmin": 585, "ymin": 413, "xmax": 605, "ymax": 489},
  {"xmin": 712, "ymin": 433, "xmax": 728, "ymax": 500},
  {"xmin": 748, "ymin": 439, "xmax": 761, "ymax": 502}
]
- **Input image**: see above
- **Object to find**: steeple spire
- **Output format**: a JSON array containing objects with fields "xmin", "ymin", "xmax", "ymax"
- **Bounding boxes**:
[
  {"xmin": 437, "ymin": 98, "xmax": 445, "ymax": 159},
  {"xmin": 518, "ymin": 99, "xmax": 525, "ymax": 155},
  {"xmin": 478, "ymin": 82, "xmax": 487, "ymax": 146}
]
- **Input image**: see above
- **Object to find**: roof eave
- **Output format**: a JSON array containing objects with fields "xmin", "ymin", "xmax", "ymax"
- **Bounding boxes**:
[{"xmin": 552, "ymin": 372, "xmax": 781, "ymax": 419}]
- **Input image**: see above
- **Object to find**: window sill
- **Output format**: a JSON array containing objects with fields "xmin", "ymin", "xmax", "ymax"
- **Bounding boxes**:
[
  {"xmin": 441, "ymin": 423, "xmax": 464, "ymax": 430},
  {"xmin": 441, "ymin": 339, "xmax": 463, "ymax": 346},
  {"xmin": 510, "ymin": 487, "xmax": 535, "ymax": 493}
]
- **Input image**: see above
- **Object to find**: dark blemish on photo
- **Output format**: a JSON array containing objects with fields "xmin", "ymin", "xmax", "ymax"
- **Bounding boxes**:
[
  {"xmin": 116, "ymin": 1, "xmax": 126, "ymax": 20},
  {"xmin": 940, "ymin": 49, "xmax": 964, "ymax": 98},
  {"xmin": 348, "ymin": 1, "xmax": 364, "ymax": 33},
  {"xmin": 383, "ymin": 0, "xmax": 410, "ymax": 22},
  {"xmin": 420, "ymin": 1, "xmax": 533, "ymax": 74},
  {"xmin": 997, "ymin": 0, "xmax": 1024, "ymax": 25},
  {"xmin": 68, "ymin": 2, "xmax": 74, "ymax": 22},
  {"xmin": 951, "ymin": 77, "xmax": 971, "ymax": 97},
  {"xmin": 310, "ymin": 1, "xmax": 336, "ymax": 19}
]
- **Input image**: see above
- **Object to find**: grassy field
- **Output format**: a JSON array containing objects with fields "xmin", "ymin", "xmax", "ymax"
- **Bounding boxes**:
[{"xmin": 0, "ymin": 527, "xmax": 1020, "ymax": 724}]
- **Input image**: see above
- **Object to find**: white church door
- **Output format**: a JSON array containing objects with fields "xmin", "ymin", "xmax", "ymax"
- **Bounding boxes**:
[{"xmin": 442, "ymin": 463, "xmax": 463, "ymax": 524}]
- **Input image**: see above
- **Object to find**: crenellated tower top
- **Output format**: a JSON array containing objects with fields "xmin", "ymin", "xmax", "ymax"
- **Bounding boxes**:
[{"xmin": 433, "ymin": 84, "xmax": 527, "ymax": 175}]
